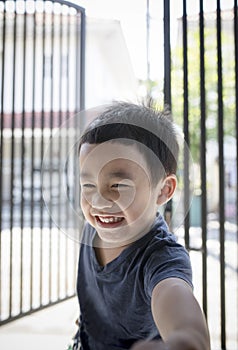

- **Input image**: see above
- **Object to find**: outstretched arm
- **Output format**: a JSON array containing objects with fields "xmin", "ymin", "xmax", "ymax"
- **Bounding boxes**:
[{"xmin": 131, "ymin": 278, "xmax": 210, "ymax": 350}]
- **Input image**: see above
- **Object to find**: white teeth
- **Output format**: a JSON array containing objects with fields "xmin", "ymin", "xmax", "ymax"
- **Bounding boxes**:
[{"xmin": 98, "ymin": 216, "xmax": 123, "ymax": 223}]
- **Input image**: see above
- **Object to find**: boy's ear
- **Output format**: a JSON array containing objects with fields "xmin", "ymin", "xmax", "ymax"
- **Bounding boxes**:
[{"xmin": 156, "ymin": 175, "xmax": 177, "ymax": 206}]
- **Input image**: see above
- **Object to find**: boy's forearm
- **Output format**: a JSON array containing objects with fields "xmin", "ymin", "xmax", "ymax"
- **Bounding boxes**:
[
  {"xmin": 131, "ymin": 329, "xmax": 210, "ymax": 350},
  {"xmin": 148, "ymin": 279, "xmax": 210, "ymax": 350},
  {"xmin": 164, "ymin": 328, "xmax": 210, "ymax": 350}
]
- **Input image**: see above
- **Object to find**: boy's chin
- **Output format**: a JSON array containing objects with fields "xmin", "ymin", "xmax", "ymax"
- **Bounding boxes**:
[{"xmin": 95, "ymin": 226, "xmax": 147, "ymax": 249}]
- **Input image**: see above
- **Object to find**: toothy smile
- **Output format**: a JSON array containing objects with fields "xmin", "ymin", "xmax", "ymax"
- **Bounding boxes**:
[{"xmin": 97, "ymin": 216, "xmax": 124, "ymax": 224}]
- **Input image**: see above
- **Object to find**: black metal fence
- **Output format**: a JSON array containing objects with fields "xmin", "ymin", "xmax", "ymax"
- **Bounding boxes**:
[
  {"xmin": 0, "ymin": 0, "xmax": 85, "ymax": 325},
  {"xmin": 162, "ymin": 1, "xmax": 238, "ymax": 349}
]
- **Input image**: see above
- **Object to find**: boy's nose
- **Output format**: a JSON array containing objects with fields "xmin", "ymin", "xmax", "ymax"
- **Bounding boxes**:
[{"xmin": 91, "ymin": 191, "xmax": 113, "ymax": 210}]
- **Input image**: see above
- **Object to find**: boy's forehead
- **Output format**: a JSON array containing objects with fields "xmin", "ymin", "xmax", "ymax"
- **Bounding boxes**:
[{"xmin": 79, "ymin": 141, "xmax": 148, "ymax": 171}]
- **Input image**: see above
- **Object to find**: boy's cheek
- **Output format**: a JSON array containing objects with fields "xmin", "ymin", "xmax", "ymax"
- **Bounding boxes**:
[
  {"xmin": 115, "ymin": 189, "xmax": 136, "ymax": 211},
  {"xmin": 80, "ymin": 196, "xmax": 89, "ymax": 216},
  {"xmin": 80, "ymin": 192, "xmax": 91, "ymax": 207}
]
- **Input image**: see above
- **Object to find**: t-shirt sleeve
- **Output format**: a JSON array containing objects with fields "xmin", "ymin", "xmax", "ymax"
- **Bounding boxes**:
[{"xmin": 144, "ymin": 243, "xmax": 193, "ymax": 299}]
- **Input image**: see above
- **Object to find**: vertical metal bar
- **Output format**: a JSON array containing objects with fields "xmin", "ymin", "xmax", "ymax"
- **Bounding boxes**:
[
  {"xmin": 40, "ymin": 2, "xmax": 46, "ymax": 307},
  {"xmin": 146, "ymin": 0, "xmax": 151, "ymax": 99},
  {"xmin": 0, "ymin": 0, "xmax": 7, "ymax": 319},
  {"xmin": 199, "ymin": 0, "xmax": 208, "ymax": 318},
  {"xmin": 75, "ymin": 13, "xmax": 86, "ymax": 256},
  {"xmin": 216, "ymin": 1, "xmax": 226, "ymax": 348},
  {"xmin": 49, "ymin": 2, "xmax": 54, "ymax": 302},
  {"xmin": 74, "ymin": 8, "xmax": 82, "ymax": 284},
  {"xmin": 19, "ymin": 0, "xmax": 27, "ymax": 314},
  {"xmin": 163, "ymin": 0, "xmax": 172, "ymax": 225},
  {"xmin": 182, "ymin": 0, "xmax": 190, "ymax": 250},
  {"xmin": 30, "ymin": 1, "xmax": 37, "ymax": 310},
  {"xmin": 234, "ymin": 1, "xmax": 238, "ymax": 348},
  {"xmin": 72, "ymin": 9, "xmax": 78, "ymax": 287},
  {"xmin": 75, "ymin": 11, "xmax": 81, "ymax": 117},
  {"xmin": 9, "ymin": 0, "xmax": 17, "ymax": 318},
  {"xmin": 163, "ymin": 0, "xmax": 171, "ymax": 107},
  {"xmin": 57, "ymin": 7, "xmax": 63, "ymax": 300},
  {"xmin": 74, "ymin": 7, "xmax": 85, "ymax": 250},
  {"xmin": 79, "ymin": 8, "xmax": 85, "ymax": 112},
  {"xmin": 65, "ymin": 6, "xmax": 71, "ymax": 296}
]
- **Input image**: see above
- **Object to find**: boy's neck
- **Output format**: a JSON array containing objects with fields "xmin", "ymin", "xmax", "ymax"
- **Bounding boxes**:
[
  {"xmin": 92, "ymin": 218, "xmax": 157, "ymax": 266},
  {"xmin": 94, "ymin": 245, "xmax": 125, "ymax": 267},
  {"xmin": 93, "ymin": 235, "xmax": 130, "ymax": 267}
]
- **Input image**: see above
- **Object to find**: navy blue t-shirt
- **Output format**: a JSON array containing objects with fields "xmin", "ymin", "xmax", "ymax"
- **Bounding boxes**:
[{"xmin": 77, "ymin": 214, "xmax": 192, "ymax": 350}]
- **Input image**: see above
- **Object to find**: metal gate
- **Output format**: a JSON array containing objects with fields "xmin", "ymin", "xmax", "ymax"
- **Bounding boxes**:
[
  {"xmin": 161, "ymin": 1, "xmax": 238, "ymax": 349},
  {"xmin": 0, "ymin": 0, "xmax": 85, "ymax": 325}
]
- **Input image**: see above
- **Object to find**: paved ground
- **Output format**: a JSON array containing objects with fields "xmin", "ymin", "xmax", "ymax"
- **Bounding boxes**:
[{"xmin": 0, "ymin": 297, "xmax": 79, "ymax": 350}]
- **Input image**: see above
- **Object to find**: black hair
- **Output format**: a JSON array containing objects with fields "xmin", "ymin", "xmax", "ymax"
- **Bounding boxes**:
[{"xmin": 78, "ymin": 102, "xmax": 179, "ymax": 184}]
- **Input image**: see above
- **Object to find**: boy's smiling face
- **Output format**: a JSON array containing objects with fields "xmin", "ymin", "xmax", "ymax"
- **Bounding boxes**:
[{"xmin": 79, "ymin": 141, "xmax": 168, "ymax": 248}]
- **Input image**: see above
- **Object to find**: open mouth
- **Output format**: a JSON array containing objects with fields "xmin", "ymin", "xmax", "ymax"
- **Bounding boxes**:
[{"xmin": 96, "ymin": 216, "xmax": 124, "ymax": 226}]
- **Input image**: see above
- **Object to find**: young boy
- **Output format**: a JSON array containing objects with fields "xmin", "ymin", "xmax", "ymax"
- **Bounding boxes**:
[{"xmin": 76, "ymin": 102, "xmax": 210, "ymax": 350}]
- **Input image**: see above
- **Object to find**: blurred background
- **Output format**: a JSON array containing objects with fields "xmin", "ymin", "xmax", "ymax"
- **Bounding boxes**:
[{"xmin": 0, "ymin": 0, "xmax": 237, "ymax": 349}]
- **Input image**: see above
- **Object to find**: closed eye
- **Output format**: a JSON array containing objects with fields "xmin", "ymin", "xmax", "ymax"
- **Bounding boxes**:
[
  {"xmin": 111, "ymin": 183, "xmax": 132, "ymax": 189},
  {"xmin": 81, "ymin": 183, "xmax": 96, "ymax": 189}
]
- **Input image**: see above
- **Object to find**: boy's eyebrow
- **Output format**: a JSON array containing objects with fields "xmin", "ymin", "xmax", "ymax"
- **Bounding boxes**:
[
  {"xmin": 79, "ymin": 171, "xmax": 134, "ymax": 179},
  {"xmin": 79, "ymin": 171, "xmax": 92, "ymax": 179},
  {"xmin": 108, "ymin": 171, "xmax": 134, "ymax": 179}
]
